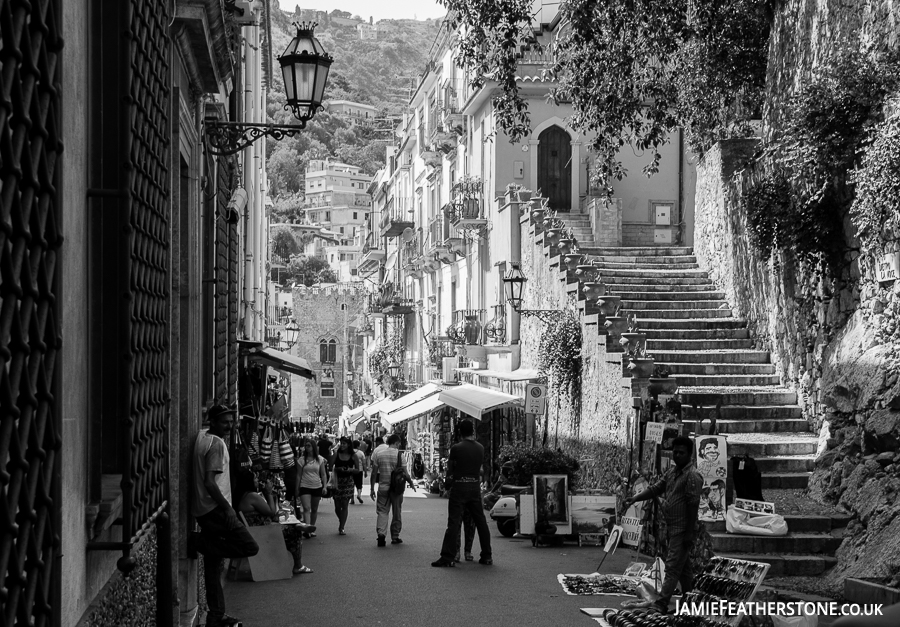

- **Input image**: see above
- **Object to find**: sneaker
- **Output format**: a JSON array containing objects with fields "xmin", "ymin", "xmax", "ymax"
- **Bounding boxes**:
[
  {"xmin": 465, "ymin": 552, "xmax": 474, "ymax": 561},
  {"xmin": 297, "ymin": 522, "xmax": 316, "ymax": 533},
  {"xmin": 478, "ymin": 557, "xmax": 493, "ymax": 566},
  {"xmin": 357, "ymin": 495, "xmax": 364, "ymax": 504},
  {"xmin": 207, "ymin": 615, "xmax": 241, "ymax": 627},
  {"xmin": 377, "ymin": 535, "xmax": 386, "ymax": 547},
  {"xmin": 391, "ymin": 538, "xmax": 403, "ymax": 544},
  {"xmin": 431, "ymin": 558, "xmax": 455, "ymax": 567}
]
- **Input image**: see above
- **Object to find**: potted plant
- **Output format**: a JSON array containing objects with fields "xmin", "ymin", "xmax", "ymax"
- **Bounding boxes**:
[
  {"xmin": 545, "ymin": 225, "xmax": 565, "ymax": 246},
  {"xmin": 626, "ymin": 344, "xmax": 654, "ymax": 378},
  {"xmin": 595, "ymin": 292, "xmax": 621, "ymax": 316},
  {"xmin": 563, "ymin": 253, "xmax": 584, "ymax": 272},
  {"xmin": 649, "ymin": 364, "xmax": 677, "ymax": 395},
  {"xmin": 557, "ymin": 230, "xmax": 577, "ymax": 255},
  {"xmin": 582, "ymin": 281, "xmax": 607, "ymax": 300},
  {"xmin": 619, "ymin": 314, "xmax": 647, "ymax": 353},
  {"xmin": 603, "ymin": 304, "xmax": 628, "ymax": 340},
  {"xmin": 575, "ymin": 264, "xmax": 601, "ymax": 282}
]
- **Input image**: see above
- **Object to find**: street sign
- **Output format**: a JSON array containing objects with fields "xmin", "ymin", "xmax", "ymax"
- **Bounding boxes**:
[{"xmin": 525, "ymin": 383, "xmax": 548, "ymax": 414}]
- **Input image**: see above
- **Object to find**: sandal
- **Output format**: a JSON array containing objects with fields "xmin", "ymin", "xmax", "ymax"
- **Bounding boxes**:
[{"xmin": 293, "ymin": 565, "xmax": 313, "ymax": 574}]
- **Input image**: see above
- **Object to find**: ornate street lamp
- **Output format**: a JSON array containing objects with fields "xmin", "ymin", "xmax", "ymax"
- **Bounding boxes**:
[
  {"xmin": 205, "ymin": 22, "xmax": 333, "ymax": 155},
  {"xmin": 502, "ymin": 262, "xmax": 564, "ymax": 324},
  {"xmin": 386, "ymin": 360, "xmax": 402, "ymax": 380},
  {"xmin": 282, "ymin": 317, "xmax": 301, "ymax": 350}
]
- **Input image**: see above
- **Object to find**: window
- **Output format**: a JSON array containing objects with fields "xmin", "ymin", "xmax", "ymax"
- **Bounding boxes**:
[
  {"xmin": 321, "ymin": 382, "xmax": 335, "ymax": 397},
  {"xmin": 325, "ymin": 211, "xmax": 331, "ymax": 221},
  {"xmin": 339, "ymin": 227, "xmax": 344, "ymax": 234},
  {"xmin": 353, "ymin": 212, "xmax": 358, "ymax": 220},
  {"xmin": 319, "ymin": 338, "xmax": 337, "ymax": 363}
]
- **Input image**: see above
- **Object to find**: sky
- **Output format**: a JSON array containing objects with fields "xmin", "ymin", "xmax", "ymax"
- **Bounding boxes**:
[{"xmin": 290, "ymin": 1, "xmax": 447, "ymax": 22}]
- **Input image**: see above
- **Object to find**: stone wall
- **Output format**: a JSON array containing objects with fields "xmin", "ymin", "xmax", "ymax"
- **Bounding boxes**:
[{"xmin": 518, "ymin": 214, "xmax": 633, "ymax": 490}]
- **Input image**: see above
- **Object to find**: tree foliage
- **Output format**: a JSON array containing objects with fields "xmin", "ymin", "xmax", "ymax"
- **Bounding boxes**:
[
  {"xmin": 439, "ymin": 0, "xmax": 770, "ymax": 192},
  {"xmin": 286, "ymin": 255, "xmax": 339, "ymax": 286}
]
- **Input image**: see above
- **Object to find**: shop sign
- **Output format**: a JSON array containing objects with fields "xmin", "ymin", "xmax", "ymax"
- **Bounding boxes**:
[
  {"xmin": 876, "ymin": 252, "xmax": 900, "ymax": 284},
  {"xmin": 644, "ymin": 422, "xmax": 665, "ymax": 444}
]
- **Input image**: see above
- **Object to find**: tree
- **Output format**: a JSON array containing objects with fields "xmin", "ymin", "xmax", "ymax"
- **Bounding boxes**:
[
  {"xmin": 438, "ymin": 0, "xmax": 770, "ymax": 193},
  {"xmin": 287, "ymin": 255, "xmax": 339, "ymax": 286},
  {"xmin": 270, "ymin": 225, "xmax": 302, "ymax": 261}
]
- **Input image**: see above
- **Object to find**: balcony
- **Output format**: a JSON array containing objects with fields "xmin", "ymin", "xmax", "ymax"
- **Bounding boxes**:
[
  {"xmin": 447, "ymin": 178, "xmax": 487, "ymax": 229},
  {"xmin": 359, "ymin": 237, "xmax": 385, "ymax": 275},
  {"xmin": 380, "ymin": 196, "xmax": 415, "ymax": 237}
]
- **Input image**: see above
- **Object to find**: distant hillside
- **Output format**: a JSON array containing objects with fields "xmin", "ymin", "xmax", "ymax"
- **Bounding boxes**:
[{"xmin": 265, "ymin": 2, "xmax": 442, "ymax": 219}]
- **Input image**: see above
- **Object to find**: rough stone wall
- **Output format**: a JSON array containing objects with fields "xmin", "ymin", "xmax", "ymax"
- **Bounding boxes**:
[
  {"xmin": 79, "ymin": 528, "xmax": 157, "ymax": 627},
  {"xmin": 291, "ymin": 285, "xmax": 367, "ymax": 419},
  {"xmin": 519, "ymin": 216, "xmax": 632, "ymax": 490}
]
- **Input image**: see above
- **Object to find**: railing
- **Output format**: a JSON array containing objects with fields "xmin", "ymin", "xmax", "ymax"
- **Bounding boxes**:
[
  {"xmin": 401, "ymin": 232, "xmax": 422, "ymax": 268},
  {"xmin": 441, "ymin": 78, "xmax": 462, "ymax": 114},
  {"xmin": 381, "ymin": 196, "xmax": 415, "ymax": 227},
  {"xmin": 449, "ymin": 178, "xmax": 485, "ymax": 222},
  {"xmin": 426, "ymin": 215, "xmax": 447, "ymax": 252},
  {"xmin": 447, "ymin": 309, "xmax": 487, "ymax": 345}
]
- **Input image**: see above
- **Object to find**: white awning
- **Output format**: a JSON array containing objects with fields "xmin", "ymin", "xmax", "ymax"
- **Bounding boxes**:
[
  {"xmin": 438, "ymin": 384, "xmax": 523, "ymax": 419},
  {"xmin": 363, "ymin": 396, "xmax": 394, "ymax": 419},
  {"xmin": 246, "ymin": 347, "xmax": 315, "ymax": 379},
  {"xmin": 474, "ymin": 368, "xmax": 542, "ymax": 382},
  {"xmin": 347, "ymin": 403, "xmax": 371, "ymax": 427},
  {"xmin": 381, "ymin": 383, "xmax": 441, "ymax": 414},
  {"xmin": 382, "ymin": 394, "xmax": 445, "ymax": 427}
]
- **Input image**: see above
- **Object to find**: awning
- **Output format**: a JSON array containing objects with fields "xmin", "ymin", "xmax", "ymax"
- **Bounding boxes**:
[
  {"xmin": 381, "ymin": 383, "xmax": 441, "ymax": 414},
  {"xmin": 438, "ymin": 384, "xmax": 523, "ymax": 419},
  {"xmin": 246, "ymin": 347, "xmax": 315, "ymax": 379},
  {"xmin": 347, "ymin": 403, "xmax": 372, "ymax": 427},
  {"xmin": 468, "ymin": 368, "xmax": 543, "ymax": 382},
  {"xmin": 363, "ymin": 396, "xmax": 394, "ymax": 419},
  {"xmin": 382, "ymin": 394, "xmax": 445, "ymax": 427}
]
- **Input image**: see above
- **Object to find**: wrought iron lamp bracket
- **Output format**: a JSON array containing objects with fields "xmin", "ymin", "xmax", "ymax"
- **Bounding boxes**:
[
  {"xmin": 517, "ymin": 309, "xmax": 564, "ymax": 325},
  {"xmin": 204, "ymin": 120, "xmax": 310, "ymax": 155}
]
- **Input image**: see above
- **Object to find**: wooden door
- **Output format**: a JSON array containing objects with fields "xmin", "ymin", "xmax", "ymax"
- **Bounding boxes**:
[{"xmin": 538, "ymin": 126, "xmax": 572, "ymax": 212}]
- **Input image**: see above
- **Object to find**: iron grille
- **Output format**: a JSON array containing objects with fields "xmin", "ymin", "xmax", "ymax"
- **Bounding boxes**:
[
  {"xmin": 121, "ymin": 0, "xmax": 171, "ymax": 546},
  {"xmin": 215, "ymin": 158, "xmax": 236, "ymax": 402},
  {"xmin": 0, "ymin": 0, "xmax": 64, "ymax": 624}
]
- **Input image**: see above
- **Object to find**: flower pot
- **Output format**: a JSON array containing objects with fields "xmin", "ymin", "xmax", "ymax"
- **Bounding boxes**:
[
  {"xmin": 517, "ymin": 189, "xmax": 533, "ymax": 203},
  {"xmin": 463, "ymin": 314, "xmax": 483, "ymax": 345},
  {"xmin": 603, "ymin": 316, "xmax": 627, "ymax": 337},
  {"xmin": 557, "ymin": 238, "xmax": 577, "ymax": 255},
  {"xmin": 458, "ymin": 197, "xmax": 481, "ymax": 220},
  {"xmin": 620, "ymin": 332, "xmax": 647, "ymax": 353},
  {"xmin": 582, "ymin": 282, "xmax": 607, "ymax": 300},
  {"xmin": 596, "ymin": 294, "xmax": 621, "ymax": 316},
  {"xmin": 575, "ymin": 265, "xmax": 601, "ymax": 282},
  {"xmin": 545, "ymin": 228, "xmax": 564, "ymax": 246},
  {"xmin": 649, "ymin": 377, "xmax": 678, "ymax": 395},
  {"xmin": 563, "ymin": 254, "xmax": 584, "ymax": 272},
  {"xmin": 627, "ymin": 357, "xmax": 654, "ymax": 378}
]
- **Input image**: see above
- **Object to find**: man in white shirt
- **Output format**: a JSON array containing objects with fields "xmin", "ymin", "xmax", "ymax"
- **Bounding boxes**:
[
  {"xmin": 188, "ymin": 405, "xmax": 259, "ymax": 627},
  {"xmin": 370, "ymin": 434, "xmax": 415, "ymax": 546}
]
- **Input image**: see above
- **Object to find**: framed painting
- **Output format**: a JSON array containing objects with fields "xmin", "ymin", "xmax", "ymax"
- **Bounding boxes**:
[{"xmin": 534, "ymin": 474, "xmax": 570, "ymax": 526}]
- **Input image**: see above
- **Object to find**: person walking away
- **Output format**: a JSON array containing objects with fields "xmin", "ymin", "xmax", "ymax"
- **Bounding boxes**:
[
  {"xmin": 331, "ymin": 437, "xmax": 361, "ymax": 534},
  {"xmin": 432, "ymin": 419, "xmax": 493, "ymax": 567},
  {"xmin": 234, "ymin": 471, "xmax": 314, "ymax": 575},
  {"xmin": 318, "ymin": 432, "xmax": 334, "ymax": 471},
  {"xmin": 352, "ymin": 440, "xmax": 367, "ymax": 504},
  {"xmin": 296, "ymin": 439, "xmax": 329, "ymax": 537},
  {"xmin": 623, "ymin": 436, "xmax": 703, "ymax": 613},
  {"xmin": 370, "ymin": 434, "xmax": 416, "ymax": 546},
  {"xmin": 413, "ymin": 453, "xmax": 425, "ymax": 480},
  {"xmin": 189, "ymin": 405, "xmax": 259, "ymax": 627}
]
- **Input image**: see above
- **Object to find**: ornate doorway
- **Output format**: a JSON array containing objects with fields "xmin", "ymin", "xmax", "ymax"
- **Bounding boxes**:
[{"xmin": 537, "ymin": 125, "xmax": 572, "ymax": 211}]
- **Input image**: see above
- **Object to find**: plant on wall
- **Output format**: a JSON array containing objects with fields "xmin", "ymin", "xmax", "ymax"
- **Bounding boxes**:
[
  {"xmin": 537, "ymin": 308, "xmax": 582, "ymax": 417},
  {"xmin": 497, "ymin": 442, "xmax": 581, "ymax": 488},
  {"xmin": 851, "ymin": 110, "xmax": 900, "ymax": 255}
]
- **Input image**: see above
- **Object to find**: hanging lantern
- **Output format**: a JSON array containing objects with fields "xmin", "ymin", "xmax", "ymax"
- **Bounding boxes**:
[{"xmin": 502, "ymin": 263, "xmax": 527, "ymax": 313}]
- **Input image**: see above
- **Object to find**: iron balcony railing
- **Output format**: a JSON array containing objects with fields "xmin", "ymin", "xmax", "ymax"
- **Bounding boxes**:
[{"xmin": 448, "ymin": 178, "xmax": 485, "ymax": 222}]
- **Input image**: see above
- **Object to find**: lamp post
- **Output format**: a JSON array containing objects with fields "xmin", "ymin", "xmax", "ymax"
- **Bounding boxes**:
[
  {"xmin": 502, "ymin": 262, "xmax": 564, "ymax": 324},
  {"xmin": 205, "ymin": 22, "xmax": 333, "ymax": 155},
  {"xmin": 282, "ymin": 317, "xmax": 301, "ymax": 350}
]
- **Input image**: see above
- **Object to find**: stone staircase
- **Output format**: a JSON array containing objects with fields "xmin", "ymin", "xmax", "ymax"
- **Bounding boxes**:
[{"xmin": 549, "ymin": 213, "xmax": 844, "ymax": 576}]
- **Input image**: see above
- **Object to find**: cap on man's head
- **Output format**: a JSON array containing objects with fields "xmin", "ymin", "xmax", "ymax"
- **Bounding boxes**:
[{"xmin": 207, "ymin": 404, "xmax": 236, "ymax": 423}]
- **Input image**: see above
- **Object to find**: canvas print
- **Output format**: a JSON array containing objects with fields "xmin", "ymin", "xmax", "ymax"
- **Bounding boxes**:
[
  {"xmin": 570, "ymin": 495, "xmax": 617, "ymax": 534},
  {"xmin": 695, "ymin": 435, "xmax": 727, "ymax": 522},
  {"xmin": 735, "ymin": 498, "xmax": 775, "ymax": 514},
  {"xmin": 534, "ymin": 474, "xmax": 569, "ymax": 526}
]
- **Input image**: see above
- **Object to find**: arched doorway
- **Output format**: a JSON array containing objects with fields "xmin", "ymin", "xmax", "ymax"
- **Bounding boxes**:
[{"xmin": 538, "ymin": 125, "xmax": 572, "ymax": 212}]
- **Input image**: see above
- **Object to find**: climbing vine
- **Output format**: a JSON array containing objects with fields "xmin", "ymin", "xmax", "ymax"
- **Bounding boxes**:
[
  {"xmin": 537, "ymin": 308, "xmax": 582, "ymax": 417},
  {"xmin": 851, "ymin": 109, "xmax": 900, "ymax": 255}
]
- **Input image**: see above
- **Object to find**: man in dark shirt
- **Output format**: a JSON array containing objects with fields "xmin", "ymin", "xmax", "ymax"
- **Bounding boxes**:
[
  {"xmin": 623, "ymin": 436, "xmax": 703, "ymax": 613},
  {"xmin": 318, "ymin": 432, "xmax": 333, "ymax": 470},
  {"xmin": 431, "ymin": 419, "xmax": 493, "ymax": 567}
]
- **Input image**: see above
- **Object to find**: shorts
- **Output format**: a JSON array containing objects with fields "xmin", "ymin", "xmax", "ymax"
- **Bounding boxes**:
[
  {"xmin": 298, "ymin": 487, "xmax": 323, "ymax": 497},
  {"xmin": 353, "ymin": 474, "xmax": 363, "ymax": 490}
]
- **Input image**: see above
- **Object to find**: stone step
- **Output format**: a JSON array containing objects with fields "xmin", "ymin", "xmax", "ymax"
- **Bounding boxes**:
[
  {"xmin": 584, "ymin": 246, "xmax": 694, "ymax": 256},
  {"xmin": 761, "ymin": 472, "xmax": 811, "ymax": 489},
  {"xmin": 643, "ymin": 328, "xmax": 749, "ymax": 340},
  {"xmin": 658, "ymin": 362, "xmax": 776, "ymax": 375},
  {"xmin": 614, "ymin": 290, "xmax": 726, "ymax": 301},
  {"xmin": 720, "ymin": 554, "xmax": 837, "ymax": 576},
  {"xmin": 682, "ymin": 418, "xmax": 811, "ymax": 433},
  {"xmin": 591, "ymin": 255, "xmax": 698, "ymax": 265},
  {"xmin": 609, "ymin": 283, "xmax": 717, "ymax": 293},
  {"xmin": 681, "ymin": 404, "xmax": 802, "ymax": 419},
  {"xmin": 710, "ymin": 532, "xmax": 841, "ymax": 555},
  {"xmin": 673, "ymin": 373, "xmax": 781, "ymax": 386},
  {"xmin": 725, "ymin": 434, "xmax": 818, "ymax": 456},
  {"xmin": 651, "ymin": 350, "xmax": 771, "ymax": 363},
  {"xmin": 648, "ymin": 338, "xmax": 754, "ymax": 351},
  {"xmin": 600, "ymin": 268, "xmax": 710, "ymax": 279},
  {"xmin": 595, "ymin": 262, "xmax": 701, "ymax": 270},
  {"xmin": 631, "ymin": 308, "xmax": 735, "ymax": 319},
  {"xmin": 603, "ymin": 275, "xmax": 712, "ymax": 286},
  {"xmin": 678, "ymin": 387, "xmax": 799, "ymax": 405},
  {"xmin": 639, "ymin": 318, "xmax": 749, "ymax": 329},
  {"xmin": 707, "ymin": 514, "xmax": 834, "ymax": 534},
  {"xmin": 623, "ymin": 299, "xmax": 728, "ymax": 310}
]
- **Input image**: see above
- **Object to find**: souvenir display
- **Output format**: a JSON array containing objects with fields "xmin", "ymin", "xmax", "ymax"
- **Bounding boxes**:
[
  {"xmin": 680, "ymin": 556, "xmax": 770, "ymax": 627},
  {"xmin": 559, "ymin": 574, "xmax": 640, "ymax": 596},
  {"xmin": 590, "ymin": 608, "xmax": 732, "ymax": 627},
  {"xmin": 695, "ymin": 435, "xmax": 727, "ymax": 522}
]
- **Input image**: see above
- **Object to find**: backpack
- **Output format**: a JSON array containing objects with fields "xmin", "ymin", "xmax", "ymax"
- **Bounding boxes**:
[{"xmin": 390, "ymin": 450, "xmax": 408, "ymax": 495}]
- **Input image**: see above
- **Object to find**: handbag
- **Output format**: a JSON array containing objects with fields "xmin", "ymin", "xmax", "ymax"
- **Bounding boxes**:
[
  {"xmin": 389, "ymin": 450, "xmax": 408, "ymax": 495},
  {"xmin": 269, "ymin": 426, "xmax": 282, "ymax": 470},
  {"xmin": 279, "ymin": 429, "xmax": 295, "ymax": 468},
  {"xmin": 260, "ymin": 425, "xmax": 273, "ymax": 463}
]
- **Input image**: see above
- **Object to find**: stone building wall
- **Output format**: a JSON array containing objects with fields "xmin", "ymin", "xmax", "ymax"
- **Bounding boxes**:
[
  {"xmin": 291, "ymin": 285, "xmax": 367, "ymax": 421},
  {"xmin": 518, "ymin": 215, "xmax": 633, "ymax": 490}
]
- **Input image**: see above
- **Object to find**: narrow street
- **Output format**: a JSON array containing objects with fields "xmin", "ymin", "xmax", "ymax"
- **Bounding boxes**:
[{"xmin": 227, "ymin": 491, "xmax": 632, "ymax": 627}]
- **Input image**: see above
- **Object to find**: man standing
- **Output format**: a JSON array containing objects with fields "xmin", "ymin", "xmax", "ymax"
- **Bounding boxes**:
[
  {"xmin": 370, "ymin": 433, "xmax": 415, "ymax": 546},
  {"xmin": 431, "ymin": 419, "xmax": 493, "ymax": 567},
  {"xmin": 623, "ymin": 436, "xmax": 703, "ymax": 613},
  {"xmin": 351, "ymin": 439, "xmax": 366, "ymax": 504},
  {"xmin": 189, "ymin": 405, "xmax": 259, "ymax": 627}
]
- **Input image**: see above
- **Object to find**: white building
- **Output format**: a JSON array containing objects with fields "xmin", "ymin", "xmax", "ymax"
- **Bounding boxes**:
[{"xmin": 325, "ymin": 99, "xmax": 378, "ymax": 125}]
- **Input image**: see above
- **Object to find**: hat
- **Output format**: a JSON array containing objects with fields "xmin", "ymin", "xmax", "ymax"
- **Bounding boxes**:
[{"xmin": 207, "ymin": 404, "xmax": 236, "ymax": 423}]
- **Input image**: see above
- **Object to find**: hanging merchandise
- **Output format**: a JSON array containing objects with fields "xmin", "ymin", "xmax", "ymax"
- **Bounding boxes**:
[
  {"xmin": 694, "ymin": 435, "xmax": 727, "ymax": 523},
  {"xmin": 269, "ymin": 425, "xmax": 283, "ymax": 471},
  {"xmin": 249, "ymin": 428, "xmax": 262, "ymax": 465},
  {"xmin": 279, "ymin": 427, "xmax": 295, "ymax": 468},
  {"xmin": 260, "ymin": 424, "xmax": 273, "ymax": 463}
]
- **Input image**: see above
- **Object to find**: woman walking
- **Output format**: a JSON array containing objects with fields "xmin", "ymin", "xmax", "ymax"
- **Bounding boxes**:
[
  {"xmin": 296, "ymin": 439, "xmax": 329, "ymax": 537},
  {"xmin": 331, "ymin": 436, "xmax": 362, "ymax": 535}
]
